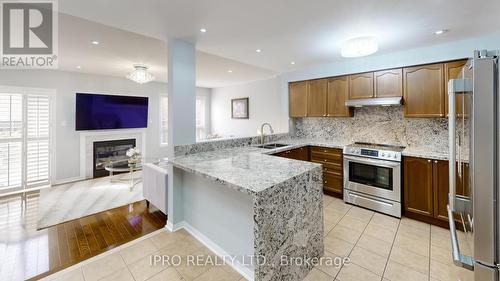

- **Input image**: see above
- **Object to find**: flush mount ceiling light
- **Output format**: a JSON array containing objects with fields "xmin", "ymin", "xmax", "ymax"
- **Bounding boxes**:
[
  {"xmin": 341, "ymin": 36, "xmax": 378, "ymax": 58},
  {"xmin": 290, "ymin": 61, "xmax": 296, "ymax": 65},
  {"xmin": 255, "ymin": 49, "xmax": 262, "ymax": 53},
  {"xmin": 227, "ymin": 69, "xmax": 233, "ymax": 73},
  {"xmin": 91, "ymin": 40, "xmax": 99, "ymax": 45},
  {"xmin": 434, "ymin": 29, "xmax": 448, "ymax": 35},
  {"xmin": 200, "ymin": 28, "xmax": 207, "ymax": 33},
  {"xmin": 127, "ymin": 65, "xmax": 155, "ymax": 84}
]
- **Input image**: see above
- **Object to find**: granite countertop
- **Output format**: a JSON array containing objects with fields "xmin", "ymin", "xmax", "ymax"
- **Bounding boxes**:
[
  {"xmin": 170, "ymin": 146, "xmax": 322, "ymax": 195},
  {"xmin": 170, "ymin": 138, "xmax": 453, "ymax": 195},
  {"xmin": 275, "ymin": 138, "xmax": 451, "ymax": 160}
]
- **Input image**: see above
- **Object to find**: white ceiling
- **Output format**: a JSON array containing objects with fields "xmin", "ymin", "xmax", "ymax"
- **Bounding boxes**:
[
  {"xmin": 59, "ymin": 14, "xmax": 277, "ymax": 88},
  {"xmin": 58, "ymin": 0, "xmax": 500, "ymax": 75}
]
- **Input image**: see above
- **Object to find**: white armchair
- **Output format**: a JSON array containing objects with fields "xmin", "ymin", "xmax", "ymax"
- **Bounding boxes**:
[{"xmin": 142, "ymin": 163, "xmax": 168, "ymax": 215}]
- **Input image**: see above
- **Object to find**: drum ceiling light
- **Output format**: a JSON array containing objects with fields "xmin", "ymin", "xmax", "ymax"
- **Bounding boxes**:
[{"xmin": 341, "ymin": 36, "xmax": 378, "ymax": 58}]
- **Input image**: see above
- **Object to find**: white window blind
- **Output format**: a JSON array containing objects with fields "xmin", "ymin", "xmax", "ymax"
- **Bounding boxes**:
[
  {"xmin": 160, "ymin": 96, "xmax": 168, "ymax": 145},
  {"xmin": 0, "ymin": 94, "xmax": 23, "ymax": 189},
  {"xmin": 26, "ymin": 95, "xmax": 50, "ymax": 185},
  {"xmin": 0, "ymin": 92, "xmax": 51, "ymax": 193}
]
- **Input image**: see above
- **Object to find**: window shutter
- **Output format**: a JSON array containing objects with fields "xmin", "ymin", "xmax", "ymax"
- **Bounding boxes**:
[
  {"xmin": 0, "ymin": 94, "xmax": 23, "ymax": 190},
  {"xmin": 26, "ymin": 95, "xmax": 50, "ymax": 185},
  {"xmin": 0, "ymin": 142, "xmax": 22, "ymax": 189}
]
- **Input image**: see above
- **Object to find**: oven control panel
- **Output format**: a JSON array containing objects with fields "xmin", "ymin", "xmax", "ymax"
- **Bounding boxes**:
[
  {"xmin": 343, "ymin": 147, "xmax": 402, "ymax": 162},
  {"xmin": 361, "ymin": 149, "xmax": 378, "ymax": 157}
]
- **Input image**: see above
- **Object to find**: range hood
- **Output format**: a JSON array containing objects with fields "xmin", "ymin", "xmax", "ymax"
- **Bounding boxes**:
[{"xmin": 345, "ymin": 97, "xmax": 403, "ymax": 107}]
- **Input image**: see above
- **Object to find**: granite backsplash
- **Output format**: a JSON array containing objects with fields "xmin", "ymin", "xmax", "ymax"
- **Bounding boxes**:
[{"xmin": 294, "ymin": 106, "xmax": 449, "ymax": 152}]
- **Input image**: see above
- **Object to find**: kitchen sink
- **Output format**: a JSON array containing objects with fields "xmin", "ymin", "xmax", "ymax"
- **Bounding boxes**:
[{"xmin": 256, "ymin": 143, "xmax": 290, "ymax": 149}]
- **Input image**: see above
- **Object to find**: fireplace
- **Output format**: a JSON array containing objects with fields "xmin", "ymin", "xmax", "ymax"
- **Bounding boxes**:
[{"xmin": 93, "ymin": 139, "xmax": 136, "ymax": 178}]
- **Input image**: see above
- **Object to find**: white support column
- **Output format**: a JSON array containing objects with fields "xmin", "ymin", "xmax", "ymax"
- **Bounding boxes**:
[{"xmin": 166, "ymin": 39, "xmax": 196, "ymax": 231}]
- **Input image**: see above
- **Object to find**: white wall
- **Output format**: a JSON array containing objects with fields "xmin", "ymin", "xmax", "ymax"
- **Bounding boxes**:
[
  {"xmin": 0, "ymin": 69, "xmax": 210, "ymax": 183},
  {"xmin": 210, "ymin": 77, "xmax": 283, "ymax": 138}
]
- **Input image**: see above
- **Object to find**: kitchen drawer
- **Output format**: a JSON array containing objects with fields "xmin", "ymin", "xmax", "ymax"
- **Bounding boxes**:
[
  {"xmin": 323, "ymin": 172, "xmax": 343, "ymax": 196},
  {"xmin": 312, "ymin": 160, "xmax": 342, "ymax": 171},
  {"xmin": 310, "ymin": 146, "xmax": 342, "ymax": 157},
  {"xmin": 323, "ymin": 168, "xmax": 342, "ymax": 177},
  {"xmin": 310, "ymin": 152, "xmax": 342, "ymax": 163}
]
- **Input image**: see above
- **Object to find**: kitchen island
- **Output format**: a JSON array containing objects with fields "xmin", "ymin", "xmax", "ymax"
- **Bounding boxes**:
[
  {"xmin": 169, "ymin": 146, "xmax": 324, "ymax": 281},
  {"xmin": 167, "ymin": 136, "xmax": 451, "ymax": 280}
]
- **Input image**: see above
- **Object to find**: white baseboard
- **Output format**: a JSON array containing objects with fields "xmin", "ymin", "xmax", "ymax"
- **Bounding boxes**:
[
  {"xmin": 181, "ymin": 222, "xmax": 254, "ymax": 281},
  {"xmin": 165, "ymin": 220, "xmax": 185, "ymax": 232}
]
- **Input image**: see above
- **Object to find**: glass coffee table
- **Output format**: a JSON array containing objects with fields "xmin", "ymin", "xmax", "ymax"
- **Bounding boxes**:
[{"xmin": 104, "ymin": 158, "xmax": 162, "ymax": 189}]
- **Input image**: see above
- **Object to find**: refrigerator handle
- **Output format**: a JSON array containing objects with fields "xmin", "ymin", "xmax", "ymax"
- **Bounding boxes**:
[
  {"xmin": 448, "ymin": 79, "xmax": 457, "ymax": 211},
  {"xmin": 447, "ymin": 205, "xmax": 474, "ymax": 270}
]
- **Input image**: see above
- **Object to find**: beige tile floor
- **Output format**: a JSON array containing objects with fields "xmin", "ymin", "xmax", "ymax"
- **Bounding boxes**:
[
  {"xmin": 43, "ymin": 195, "xmax": 475, "ymax": 281},
  {"xmin": 313, "ymin": 195, "xmax": 474, "ymax": 281}
]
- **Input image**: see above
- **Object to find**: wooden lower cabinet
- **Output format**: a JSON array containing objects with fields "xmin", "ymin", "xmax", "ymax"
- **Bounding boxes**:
[
  {"xmin": 272, "ymin": 147, "xmax": 309, "ymax": 161},
  {"xmin": 404, "ymin": 156, "xmax": 467, "ymax": 228},
  {"xmin": 433, "ymin": 159, "xmax": 450, "ymax": 222},
  {"xmin": 272, "ymin": 146, "xmax": 343, "ymax": 198},
  {"xmin": 310, "ymin": 147, "xmax": 343, "ymax": 198},
  {"xmin": 323, "ymin": 172, "xmax": 343, "ymax": 196},
  {"xmin": 404, "ymin": 157, "xmax": 434, "ymax": 217}
]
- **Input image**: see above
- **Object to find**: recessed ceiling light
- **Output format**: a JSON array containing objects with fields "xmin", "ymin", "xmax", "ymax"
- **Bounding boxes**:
[
  {"xmin": 227, "ymin": 69, "xmax": 233, "ymax": 73},
  {"xmin": 91, "ymin": 40, "xmax": 99, "ymax": 45},
  {"xmin": 76, "ymin": 65, "xmax": 81, "ymax": 69},
  {"xmin": 200, "ymin": 28, "xmax": 207, "ymax": 33},
  {"xmin": 341, "ymin": 36, "xmax": 378, "ymax": 58},
  {"xmin": 290, "ymin": 61, "xmax": 296, "ymax": 65},
  {"xmin": 255, "ymin": 49, "xmax": 261, "ymax": 53},
  {"xmin": 434, "ymin": 29, "xmax": 448, "ymax": 35}
]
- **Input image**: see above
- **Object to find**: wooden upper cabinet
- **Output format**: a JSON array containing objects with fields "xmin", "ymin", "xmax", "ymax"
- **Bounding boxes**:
[
  {"xmin": 289, "ymin": 81, "xmax": 308, "ymax": 117},
  {"xmin": 403, "ymin": 63, "xmax": 445, "ymax": 117},
  {"xmin": 327, "ymin": 76, "xmax": 353, "ymax": 117},
  {"xmin": 404, "ymin": 157, "xmax": 434, "ymax": 218},
  {"xmin": 307, "ymin": 79, "xmax": 328, "ymax": 117},
  {"xmin": 349, "ymin": 72, "xmax": 374, "ymax": 99},
  {"xmin": 444, "ymin": 60, "xmax": 469, "ymax": 116},
  {"xmin": 374, "ymin": 69, "xmax": 402, "ymax": 98}
]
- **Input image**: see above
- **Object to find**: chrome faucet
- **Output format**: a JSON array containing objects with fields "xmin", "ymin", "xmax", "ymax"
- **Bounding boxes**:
[{"xmin": 260, "ymin": 123, "xmax": 274, "ymax": 144}]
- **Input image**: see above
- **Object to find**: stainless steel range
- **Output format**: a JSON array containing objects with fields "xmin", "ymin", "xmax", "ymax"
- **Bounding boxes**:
[{"xmin": 343, "ymin": 142, "xmax": 405, "ymax": 217}]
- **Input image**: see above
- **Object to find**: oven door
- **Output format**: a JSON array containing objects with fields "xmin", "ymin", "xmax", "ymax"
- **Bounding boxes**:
[{"xmin": 343, "ymin": 155, "xmax": 401, "ymax": 202}]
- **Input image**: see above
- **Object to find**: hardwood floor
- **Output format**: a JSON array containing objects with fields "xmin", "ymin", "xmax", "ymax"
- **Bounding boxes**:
[{"xmin": 0, "ymin": 191, "xmax": 166, "ymax": 281}]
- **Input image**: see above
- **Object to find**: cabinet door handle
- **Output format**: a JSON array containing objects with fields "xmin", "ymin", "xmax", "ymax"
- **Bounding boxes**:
[
  {"xmin": 324, "ymin": 180, "xmax": 327, "ymax": 184},
  {"xmin": 434, "ymin": 160, "xmax": 438, "ymax": 163},
  {"xmin": 427, "ymin": 159, "xmax": 431, "ymax": 163}
]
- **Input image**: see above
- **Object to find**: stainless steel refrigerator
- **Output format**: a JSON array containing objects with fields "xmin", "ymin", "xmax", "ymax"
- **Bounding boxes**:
[{"xmin": 448, "ymin": 50, "xmax": 500, "ymax": 281}]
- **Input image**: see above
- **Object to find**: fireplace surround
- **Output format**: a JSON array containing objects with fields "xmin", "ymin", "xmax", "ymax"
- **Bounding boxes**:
[
  {"xmin": 79, "ymin": 129, "xmax": 146, "ymax": 180},
  {"xmin": 93, "ymin": 139, "xmax": 136, "ymax": 178}
]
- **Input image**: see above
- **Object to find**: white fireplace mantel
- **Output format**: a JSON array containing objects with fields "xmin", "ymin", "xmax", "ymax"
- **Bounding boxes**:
[{"xmin": 79, "ymin": 129, "xmax": 147, "ymax": 179}]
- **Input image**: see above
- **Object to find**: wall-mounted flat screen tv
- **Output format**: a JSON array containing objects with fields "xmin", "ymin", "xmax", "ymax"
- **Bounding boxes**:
[{"xmin": 76, "ymin": 93, "xmax": 149, "ymax": 130}]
